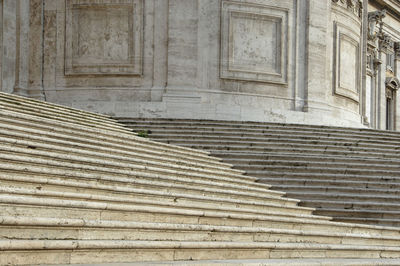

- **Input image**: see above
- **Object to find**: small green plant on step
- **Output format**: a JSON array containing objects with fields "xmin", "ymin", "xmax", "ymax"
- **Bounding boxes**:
[{"xmin": 137, "ymin": 130, "xmax": 151, "ymax": 138}]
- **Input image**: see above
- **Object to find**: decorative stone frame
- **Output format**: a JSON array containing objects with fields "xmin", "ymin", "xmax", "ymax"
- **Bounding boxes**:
[
  {"xmin": 333, "ymin": 22, "xmax": 361, "ymax": 102},
  {"xmin": 385, "ymin": 77, "xmax": 399, "ymax": 130},
  {"xmin": 220, "ymin": 1, "xmax": 289, "ymax": 84},
  {"xmin": 64, "ymin": 0, "xmax": 143, "ymax": 76}
]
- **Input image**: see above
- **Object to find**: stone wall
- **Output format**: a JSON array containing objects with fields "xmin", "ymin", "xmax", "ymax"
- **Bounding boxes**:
[{"xmin": 0, "ymin": 0, "xmax": 399, "ymax": 128}]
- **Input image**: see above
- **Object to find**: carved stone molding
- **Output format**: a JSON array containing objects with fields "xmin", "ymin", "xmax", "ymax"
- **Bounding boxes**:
[
  {"xmin": 379, "ymin": 33, "xmax": 394, "ymax": 51},
  {"xmin": 395, "ymin": 42, "xmax": 400, "ymax": 58},
  {"xmin": 373, "ymin": 58, "xmax": 383, "ymax": 71},
  {"xmin": 386, "ymin": 77, "xmax": 400, "ymax": 91},
  {"xmin": 332, "ymin": 0, "xmax": 363, "ymax": 18},
  {"xmin": 368, "ymin": 10, "xmax": 386, "ymax": 41}
]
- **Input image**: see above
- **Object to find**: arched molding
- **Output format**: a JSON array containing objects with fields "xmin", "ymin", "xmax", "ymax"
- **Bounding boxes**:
[{"xmin": 386, "ymin": 77, "xmax": 400, "ymax": 90}]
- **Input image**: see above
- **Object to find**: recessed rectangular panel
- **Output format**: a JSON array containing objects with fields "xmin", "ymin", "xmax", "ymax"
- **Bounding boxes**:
[
  {"xmin": 65, "ymin": 0, "xmax": 143, "ymax": 76},
  {"xmin": 228, "ymin": 11, "xmax": 281, "ymax": 75},
  {"xmin": 339, "ymin": 36, "xmax": 358, "ymax": 92},
  {"xmin": 220, "ymin": 1, "xmax": 288, "ymax": 84},
  {"xmin": 72, "ymin": 5, "xmax": 132, "ymax": 65},
  {"xmin": 333, "ymin": 22, "xmax": 360, "ymax": 102}
]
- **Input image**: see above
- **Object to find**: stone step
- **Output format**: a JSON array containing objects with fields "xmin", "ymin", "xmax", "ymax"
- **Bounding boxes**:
[
  {"xmin": 271, "ymin": 183, "xmax": 400, "ymax": 201},
  {"xmin": 0, "ymin": 177, "xmax": 299, "ymax": 215},
  {"xmin": 0, "ymin": 140, "xmax": 249, "ymax": 184},
  {"xmin": 148, "ymin": 133, "xmax": 400, "ymax": 150},
  {"xmin": 0, "ymin": 92, "xmax": 110, "ymax": 120},
  {"xmin": 0, "ymin": 123, "xmax": 225, "ymax": 170},
  {"xmin": 0, "ymin": 171, "xmax": 286, "ymax": 207},
  {"xmin": 278, "ymin": 185, "xmax": 400, "ymax": 197},
  {"xmin": 0, "ymin": 111, "xmax": 224, "ymax": 167},
  {"xmin": 219, "ymin": 153, "xmax": 400, "ymax": 166},
  {"xmin": 299, "ymin": 199, "xmax": 400, "ymax": 212},
  {"xmin": 0, "ymin": 100, "xmax": 128, "ymax": 134},
  {"xmin": 208, "ymin": 146, "xmax": 400, "ymax": 160},
  {"xmin": 0, "ymin": 152, "xmax": 269, "ymax": 193},
  {"xmin": 129, "ymin": 128, "xmax": 400, "ymax": 146},
  {"xmin": 120, "ymin": 119, "xmax": 400, "ymax": 140},
  {"xmin": 0, "ymin": 116, "xmax": 216, "ymax": 162},
  {"xmin": 245, "ymin": 166, "xmax": 400, "ymax": 177},
  {"xmin": 261, "ymin": 177, "xmax": 400, "ymax": 190},
  {"xmin": 230, "ymin": 160, "xmax": 400, "ymax": 172},
  {"xmin": 0, "ymin": 93, "xmax": 124, "ymax": 126},
  {"xmin": 0, "ymin": 164, "xmax": 277, "ymax": 201},
  {"xmin": 331, "ymin": 217, "xmax": 400, "ymax": 228},
  {"xmin": 3, "ymin": 217, "xmax": 400, "ymax": 247},
  {"xmin": 3, "ymin": 240, "xmax": 400, "ymax": 265},
  {"xmin": 0, "ymin": 197, "xmax": 331, "ymax": 229},
  {"xmin": 0, "ymin": 184, "xmax": 312, "ymax": 217},
  {"xmin": 8, "ymin": 200, "xmax": 400, "ymax": 238},
  {"xmin": 257, "ymin": 172, "xmax": 400, "ymax": 183},
  {"xmin": 124, "ymin": 123, "xmax": 400, "ymax": 142},
  {"xmin": 0, "ymin": 121, "xmax": 237, "ymax": 175},
  {"xmin": 167, "ymin": 143, "xmax": 400, "ymax": 160},
  {"xmin": 65, "ymin": 258, "xmax": 400, "ymax": 266},
  {"xmin": 10, "ymin": 201, "xmax": 400, "ymax": 240},
  {"xmin": 153, "ymin": 139, "xmax": 400, "ymax": 155},
  {"xmin": 314, "ymin": 208, "xmax": 400, "ymax": 220}
]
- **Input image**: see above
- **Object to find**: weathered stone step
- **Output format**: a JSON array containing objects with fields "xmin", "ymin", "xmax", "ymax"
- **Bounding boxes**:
[
  {"xmin": 207, "ymin": 146, "xmax": 400, "ymax": 160},
  {"xmin": 3, "ymin": 240, "xmax": 400, "ymax": 265},
  {"xmin": 1, "ymin": 184, "xmax": 311, "ymax": 217},
  {"xmin": 154, "ymin": 139, "xmax": 400, "ymax": 155},
  {"xmin": 0, "ymin": 153, "xmax": 268, "ymax": 193},
  {"xmin": 0, "ymin": 172, "xmax": 286, "ymax": 208},
  {"xmin": 0, "ymin": 141, "xmax": 248, "ymax": 183},
  {"xmin": 4, "ymin": 217, "xmax": 400, "ymax": 247},
  {"xmin": 331, "ymin": 217, "xmax": 400, "ymax": 228},
  {"xmin": 261, "ymin": 177, "xmax": 400, "ymax": 190},
  {"xmin": 221, "ymin": 154, "xmax": 400, "ymax": 167},
  {"xmin": 230, "ymin": 160, "xmax": 400, "ymax": 172},
  {"xmin": 11, "ymin": 203, "xmax": 400, "ymax": 239},
  {"xmin": 0, "ymin": 101, "xmax": 128, "ymax": 134},
  {"xmin": 9, "ymin": 200, "xmax": 400, "ymax": 239},
  {"xmin": 245, "ymin": 166, "xmax": 400, "ymax": 177},
  {"xmin": 0, "ymin": 92, "xmax": 110, "ymax": 120},
  {"xmin": 0, "ymin": 164, "xmax": 276, "ymax": 202},
  {"xmin": 299, "ymin": 199, "xmax": 400, "ymax": 212},
  {"xmin": 169, "ymin": 143, "xmax": 400, "ymax": 160},
  {"xmin": 70, "ymin": 258, "xmax": 400, "ymax": 266},
  {"xmin": 314, "ymin": 208, "xmax": 400, "ymax": 220},
  {"xmin": 0, "ymin": 120, "xmax": 216, "ymax": 162},
  {"xmin": 130, "ymin": 128, "xmax": 400, "ymax": 146},
  {"xmin": 148, "ymin": 133, "xmax": 400, "ymax": 150},
  {"xmin": 285, "ymin": 191, "xmax": 400, "ymax": 205},
  {"xmin": 0, "ymin": 177, "xmax": 299, "ymax": 215},
  {"xmin": 0, "ymin": 197, "xmax": 330, "ymax": 229},
  {"xmin": 278, "ymin": 185, "xmax": 400, "ymax": 197},
  {"xmin": 0, "ymin": 93, "xmax": 123, "ymax": 126},
  {"xmin": 125, "ymin": 122, "xmax": 400, "ymax": 140},
  {"xmin": 120, "ymin": 119, "xmax": 400, "ymax": 140},
  {"xmin": 0, "ymin": 128, "xmax": 236, "ymax": 176},
  {"xmin": 0, "ymin": 110, "xmax": 213, "ymax": 158},
  {"xmin": 0, "ymin": 125, "xmax": 225, "ymax": 171},
  {"xmin": 128, "ymin": 127, "xmax": 400, "ymax": 149},
  {"xmin": 257, "ymin": 172, "xmax": 400, "ymax": 184}
]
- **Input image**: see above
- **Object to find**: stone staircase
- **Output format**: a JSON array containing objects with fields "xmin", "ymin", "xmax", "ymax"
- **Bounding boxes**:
[
  {"xmin": 118, "ymin": 118, "xmax": 400, "ymax": 228},
  {"xmin": 2, "ymin": 94, "xmax": 400, "ymax": 265}
]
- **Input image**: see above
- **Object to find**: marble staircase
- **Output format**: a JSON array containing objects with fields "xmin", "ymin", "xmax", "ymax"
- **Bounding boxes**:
[
  {"xmin": 2, "ymin": 93, "xmax": 400, "ymax": 265},
  {"xmin": 119, "ymin": 118, "xmax": 400, "ymax": 228}
]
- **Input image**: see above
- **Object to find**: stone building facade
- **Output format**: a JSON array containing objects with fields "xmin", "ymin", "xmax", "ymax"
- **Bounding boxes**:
[{"xmin": 0, "ymin": 0, "xmax": 399, "ymax": 129}]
